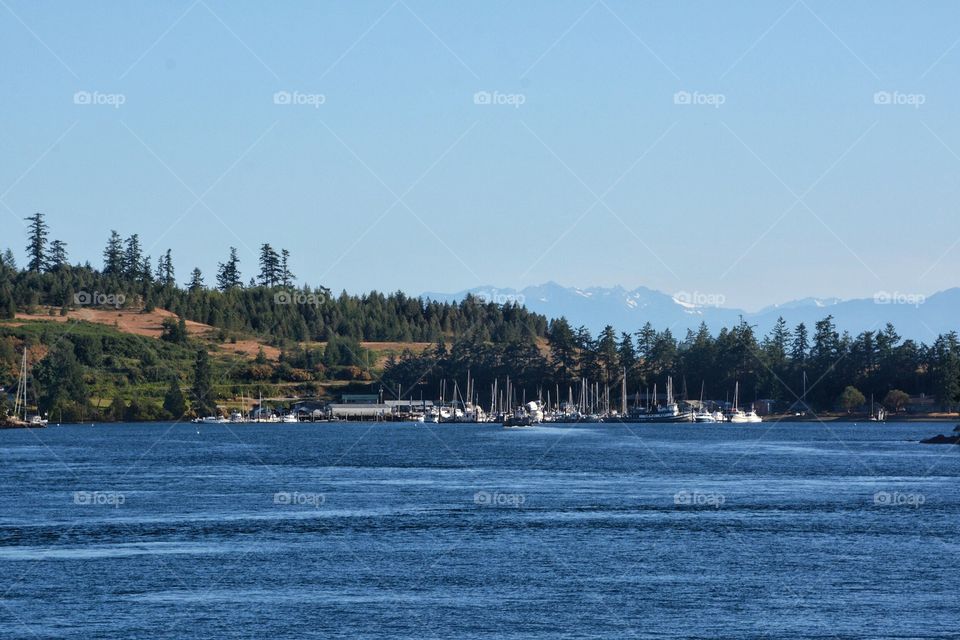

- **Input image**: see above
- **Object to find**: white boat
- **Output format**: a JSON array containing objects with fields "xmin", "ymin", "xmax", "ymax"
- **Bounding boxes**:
[
  {"xmin": 726, "ymin": 382, "xmax": 762, "ymax": 424},
  {"xmin": 281, "ymin": 413, "xmax": 299, "ymax": 423},
  {"xmin": 194, "ymin": 416, "xmax": 228, "ymax": 424}
]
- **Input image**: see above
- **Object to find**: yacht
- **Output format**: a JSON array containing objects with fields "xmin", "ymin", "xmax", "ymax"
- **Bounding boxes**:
[{"xmin": 726, "ymin": 382, "xmax": 762, "ymax": 424}]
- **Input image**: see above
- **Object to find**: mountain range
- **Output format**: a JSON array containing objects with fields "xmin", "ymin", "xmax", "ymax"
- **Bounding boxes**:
[{"xmin": 422, "ymin": 282, "xmax": 957, "ymax": 342}]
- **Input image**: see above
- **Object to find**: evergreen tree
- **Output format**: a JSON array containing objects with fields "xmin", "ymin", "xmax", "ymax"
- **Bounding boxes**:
[
  {"xmin": 258, "ymin": 243, "xmax": 280, "ymax": 287},
  {"xmin": 188, "ymin": 267, "xmax": 204, "ymax": 291},
  {"xmin": 547, "ymin": 317, "xmax": 578, "ymax": 384},
  {"xmin": 617, "ymin": 332, "xmax": 637, "ymax": 376},
  {"xmin": 124, "ymin": 234, "xmax": 143, "ymax": 279},
  {"xmin": 596, "ymin": 325, "xmax": 619, "ymax": 384},
  {"xmin": 34, "ymin": 339, "xmax": 89, "ymax": 416},
  {"xmin": 103, "ymin": 230, "xmax": 124, "ymax": 275},
  {"xmin": 216, "ymin": 247, "xmax": 242, "ymax": 291},
  {"xmin": 159, "ymin": 249, "xmax": 175, "ymax": 286},
  {"xmin": 191, "ymin": 349, "xmax": 217, "ymax": 416},
  {"xmin": 47, "ymin": 239, "xmax": 68, "ymax": 271},
  {"xmin": 0, "ymin": 248, "xmax": 16, "ymax": 269},
  {"xmin": 163, "ymin": 376, "xmax": 187, "ymax": 418},
  {"xmin": 791, "ymin": 322, "xmax": 809, "ymax": 364},
  {"xmin": 280, "ymin": 248, "xmax": 294, "ymax": 287},
  {"xmin": 24, "ymin": 212, "xmax": 48, "ymax": 272}
]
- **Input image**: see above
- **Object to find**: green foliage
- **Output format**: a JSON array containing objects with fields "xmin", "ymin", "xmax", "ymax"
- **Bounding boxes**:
[
  {"xmin": 191, "ymin": 349, "xmax": 217, "ymax": 417},
  {"xmin": 839, "ymin": 386, "xmax": 866, "ymax": 412},
  {"xmin": 160, "ymin": 316, "xmax": 188, "ymax": 344},
  {"xmin": 163, "ymin": 376, "xmax": 187, "ymax": 419},
  {"xmin": 883, "ymin": 389, "xmax": 910, "ymax": 412}
]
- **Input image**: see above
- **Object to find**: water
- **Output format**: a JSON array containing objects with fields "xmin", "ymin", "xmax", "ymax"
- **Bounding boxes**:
[{"xmin": 1, "ymin": 421, "xmax": 958, "ymax": 639}]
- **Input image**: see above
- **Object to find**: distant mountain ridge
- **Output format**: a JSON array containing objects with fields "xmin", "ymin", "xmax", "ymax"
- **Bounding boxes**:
[{"xmin": 422, "ymin": 282, "xmax": 960, "ymax": 341}]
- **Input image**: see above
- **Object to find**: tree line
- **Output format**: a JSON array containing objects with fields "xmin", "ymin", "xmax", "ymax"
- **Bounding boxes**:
[{"xmin": 3, "ymin": 213, "xmax": 960, "ymax": 416}]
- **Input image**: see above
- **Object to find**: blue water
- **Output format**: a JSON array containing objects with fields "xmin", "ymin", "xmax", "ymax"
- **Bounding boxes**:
[{"xmin": 1, "ymin": 421, "xmax": 958, "ymax": 639}]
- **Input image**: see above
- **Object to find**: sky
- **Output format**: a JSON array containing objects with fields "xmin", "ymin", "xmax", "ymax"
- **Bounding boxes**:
[{"xmin": 1, "ymin": 0, "xmax": 959, "ymax": 311}]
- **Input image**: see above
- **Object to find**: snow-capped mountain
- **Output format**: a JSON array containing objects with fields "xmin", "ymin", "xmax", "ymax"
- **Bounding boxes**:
[{"xmin": 421, "ymin": 282, "xmax": 960, "ymax": 341}]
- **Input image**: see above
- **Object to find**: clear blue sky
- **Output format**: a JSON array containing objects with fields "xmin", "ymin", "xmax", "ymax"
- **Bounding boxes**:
[{"xmin": 1, "ymin": 1, "xmax": 959, "ymax": 310}]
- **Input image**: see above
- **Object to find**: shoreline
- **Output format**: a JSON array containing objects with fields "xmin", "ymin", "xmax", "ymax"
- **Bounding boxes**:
[{"xmin": 5, "ymin": 416, "xmax": 958, "ymax": 427}]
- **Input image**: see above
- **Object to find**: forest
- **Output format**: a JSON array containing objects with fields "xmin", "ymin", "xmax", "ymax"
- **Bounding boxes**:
[{"xmin": 2, "ymin": 213, "xmax": 959, "ymax": 420}]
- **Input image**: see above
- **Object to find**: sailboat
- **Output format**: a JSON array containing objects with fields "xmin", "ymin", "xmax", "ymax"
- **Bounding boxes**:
[
  {"xmin": 7, "ymin": 348, "xmax": 48, "ymax": 428},
  {"xmin": 869, "ymin": 394, "xmax": 886, "ymax": 422},
  {"xmin": 694, "ymin": 382, "xmax": 717, "ymax": 423},
  {"xmin": 726, "ymin": 381, "xmax": 761, "ymax": 424}
]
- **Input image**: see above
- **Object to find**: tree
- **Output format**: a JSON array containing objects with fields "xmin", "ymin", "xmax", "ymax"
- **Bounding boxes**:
[
  {"xmin": 791, "ymin": 322, "xmax": 809, "ymax": 364},
  {"xmin": 47, "ymin": 239, "xmax": 68, "ymax": 271},
  {"xmin": 0, "ymin": 285, "xmax": 16, "ymax": 319},
  {"xmin": 930, "ymin": 333, "xmax": 960, "ymax": 411},
  {"xmin": 0, "ymin": 248, "xmax": 16, "ymax": 270},
  {"xmin": 191, "ymin": 349, "xmax": 217, "ymax": 416},
  {"xmin": 839, "ymin": 385, "xmax": 865, "ymax": 413},
  {"xmin": 187, "ymin": 267, "xmax": 204, "ymax": 291},
  {"xmin": 124, "ymin": 234, "xmax": 143, "ymax": 279},
  {"xmin": 883, "ymin": 389, "xmax": 910, "ymax": 413},
  {"xmin": 33, "ymin": 341, "xmax": 89, "ymax": 420},
  {"xmin": 547, "ymin": 317, "xmax": 577, "ymax": 384},
  {"xmin": 109, "ymin": 394, "xmax": 126, "ymax": 421},
  {"xmin": 216, "ymin": 247, "xmax": 242, "ymax": 291},
  {"xmin": 280, "ymin": 248, "xmax": 294, "ymax": 287},
  {"xmin": 595, "ymin": 326, "xmax": 619, "ymax": 384},
  {"xmin": 258, "ymin": 243, "xmax": 281, "ymax": 287},
  {"xmin": 103, "ymin": 230, "xmax": 124, "ymax": 275},
  {"xmin": 156, "ymin": 249, "xmax": 175, "ymax": 287},
  {"xmin": 24, "ymin": 212, "xmax": 48, "ymax": 272},
  {"xmin": 163, "ymin": 376, "xmax": 187, "ymax": 419},
  {"xmin": 160, "ymin": 316, "xmax": 188, "ymax": 344}
]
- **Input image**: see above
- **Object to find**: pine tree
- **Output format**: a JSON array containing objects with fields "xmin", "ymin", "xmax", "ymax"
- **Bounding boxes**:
[
  {"xmin": 258, "ymin": 243, "xmax": 280, "ymax": 287},
  {"xmin": 163, "ymin": 376, "xmax": 187, "ymax": 418},
  {"xmin": 280, "ymin": 248, "xmax": 294, "ymax": 287},
  {"xmin": 188, "ymin": 267, "xmax": 204, "ymax": 291},
  {"xmin": 159, "ymin": 249, "xmax": 175, "ymax": 286},
  {"xmin": 103, "ymin": 230, "xmax": 124, "ymax": 275},
  {"xmin": 47, "ymin": 239, "xmax": 68, "ymax": 271},
  {"xmin": 191, "ymin": 349, "xmax": 217, "ymax": 416},
  {"xmin": 216, "ymin": 247, "xmax": 242, "ymax": 291},
  {"xmin": 24, "ymin": 212, "xmax": 48, "ymax": 272},
  {"xmin": 0, "ymin": 249, "xmax": 16, "ymax": 270},
  {"xmin": 791, "ymin": 322, "xmax": 809, "ymax": 364},
  {"xmin": 124, "ymin": 234, "xmax": 143, "ymax": 279}
]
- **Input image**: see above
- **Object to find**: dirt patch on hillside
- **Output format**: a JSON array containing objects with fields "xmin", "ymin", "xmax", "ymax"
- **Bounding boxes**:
[{"xmin": 11, "ymin": 307, "xmax": 280, "ymax": 361}]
